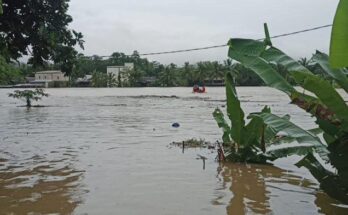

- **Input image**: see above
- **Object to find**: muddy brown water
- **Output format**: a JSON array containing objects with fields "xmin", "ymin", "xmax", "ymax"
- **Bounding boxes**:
[{"xmin": 0, "ymin": 87, "xmax": 347, "ymax": 215}]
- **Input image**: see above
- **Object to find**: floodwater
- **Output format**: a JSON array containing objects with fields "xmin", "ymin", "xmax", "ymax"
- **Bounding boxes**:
[{"xmin": 0, "ymin": 87, "xmax": 347, "ymax": 215}]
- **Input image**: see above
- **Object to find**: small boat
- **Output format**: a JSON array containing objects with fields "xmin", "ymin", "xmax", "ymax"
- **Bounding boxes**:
[{"xmin": 193, "ymin": 85, "xmax": 206, "ymax": 93}]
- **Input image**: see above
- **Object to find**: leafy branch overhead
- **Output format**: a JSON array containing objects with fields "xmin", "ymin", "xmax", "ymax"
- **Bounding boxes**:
[{"xmin": 0, "ymin": 0, "xmax": 84, "ymax": 75}]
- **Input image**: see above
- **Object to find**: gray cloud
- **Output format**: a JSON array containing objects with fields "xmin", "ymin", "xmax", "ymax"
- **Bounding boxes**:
[{"xmin": 68, "ymin": 0, "xmax": 339, "ymax": 65}]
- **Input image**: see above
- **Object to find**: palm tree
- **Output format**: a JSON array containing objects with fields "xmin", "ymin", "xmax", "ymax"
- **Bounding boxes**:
[
  {"xmin": 298, "ymin": 57, "xmax": 309, "ymax": 67},
  {"xmin": 159, "ymin": 64, "xmax": 177, "ymax": 87}
]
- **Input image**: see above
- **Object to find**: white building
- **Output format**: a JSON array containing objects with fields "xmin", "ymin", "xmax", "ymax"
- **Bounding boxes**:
[
  {"xmin": 107, "ymin": 63, "xmax": 134, "ymax": 81},
  {"xmin": 35, "ymin": 70, "xmax": 69, "ymax": 82}
]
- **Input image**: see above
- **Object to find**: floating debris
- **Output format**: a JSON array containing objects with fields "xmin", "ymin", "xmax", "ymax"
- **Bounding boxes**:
[
  {"xmin": 170, "ymin": 138, "xmax": 214, "ymax": 149},
  {"xmin": 172, "ymin": 122, "xmax": 180, "ymax": 128}
]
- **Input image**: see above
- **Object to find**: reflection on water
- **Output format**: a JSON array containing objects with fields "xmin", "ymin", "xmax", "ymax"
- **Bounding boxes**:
[
  {"xmin": 0, "ymin": 149, "xmax": 86, "ymax": 214},
  {"xmin": 0, "ymin": 87, "xmax": 348, "ymax": 214},
  {"xmin": 217, "ymin": 162, "xmax": 348, "ymax": 215}
]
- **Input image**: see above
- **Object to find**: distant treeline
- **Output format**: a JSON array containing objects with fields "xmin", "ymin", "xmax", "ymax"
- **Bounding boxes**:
[{"xmin": 0, "ymin": 51, "xmax": 344, "ymax": 87}]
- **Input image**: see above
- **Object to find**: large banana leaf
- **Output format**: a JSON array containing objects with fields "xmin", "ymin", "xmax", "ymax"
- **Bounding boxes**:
[
  {"xmin": 250, "ymin": 112, "xmax": 325, "ymax": 146},
  {"xmin": 311, "ymin": 51, "xmax": 348, "ymax": 93},
  {"xmin": 213, "ymin": 108, "xmax": 231, "ymax": 144},
  {"xmin": 291, "ymin": 71, "xmax": 348, "ymax": 125},
  {"xmin": 243, "ymin": 117, "xmax": 263, "ymax": 147},
  {"xmin": 225, "ymin": 71, "xmax": 245, "ymax": 144},
  {"xmin": 261, "ymin": 47, "xmax": 311, "ymax": 74},
  {"xmin": 228, "ymin": 38, "xmax": 266, "ymax": 57},
  {"xmin": 267, "ymin": 145, "xmax": 316, "ymax": 159},
  {"xmin": 228, "ymin": 39, "xmax": 295, "ymax": 95},
  {"xmin": 250, "ymin": 112, "xmax": 328, "ymax": 160},
  {"xmin": 244, "ymin": 106, "xmax": 273, "ymax": 151},
  {"xmin": 296, "ymin": 153, "xmax": 348, "ymax": 204},
  {"xmin": 330, "ymin": 0, "xmax": 348, "ymax": 68}
]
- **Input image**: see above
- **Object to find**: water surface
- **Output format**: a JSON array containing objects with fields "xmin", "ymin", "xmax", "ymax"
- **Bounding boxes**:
[{"xmin": 0, "ymin": 87, "xmax": 347, "ymax": 214}]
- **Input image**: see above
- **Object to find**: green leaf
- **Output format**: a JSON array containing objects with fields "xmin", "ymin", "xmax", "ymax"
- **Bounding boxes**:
[
  {"xmin": 250, "ymin": 112, "xmax": 328, "ymax": 157},
  {"xmin": 228, "ymin": 38, "xmax": 266, "ymax": 57},
  {"xmin": 213, "ymin": 108, "xmax": 231, "ymax": 144},
  {"xmin": 0, "ymin": 0, "xmax": 2, "ymax": 15},
  {"xmin": 330, "ymin": 0, "xmax": 348, "ymax": 68},
  {"xmin": 225, "ymin": 71, "xmax": 245, "ymax": 144},
  {"xmin": 291, "ymin": 71, "xmax": 348, "ymax": 125},
  {"xmin": 263, "ymin": 23, "xmax": 272, "ymax": 46},
  {"xmin": 296, "ymin": 153, "xmax": 348, "ymax": 204},
  {"xmin": 244, "ymin": 106, "xmax": 271, "ymax": 149},
  {"xmin": 261, "ymin": 47, "xmax": 311, "ymax": 74},
  {"xmin": 228, "ymin": 39, "xmax": 295, "ymax": 95},
  {"xmin": 311, "ymin": 51, "xmax": 348, "ymax": 93},
  {"xmin": 267, "ymin": 145, "xmax": 315, "ymax": 159}
]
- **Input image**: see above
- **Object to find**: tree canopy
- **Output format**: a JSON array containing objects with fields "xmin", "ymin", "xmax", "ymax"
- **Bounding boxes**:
[{"xmin": 0, "ymin": 0, "xmax": 83, "ymax": 75}]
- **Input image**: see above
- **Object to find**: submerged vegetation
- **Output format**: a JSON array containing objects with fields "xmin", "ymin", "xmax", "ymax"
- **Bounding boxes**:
[
  {"xmin": 214, "ymin": 0, "xmax": 348, "ymax": 203},
  {"xmin": 171, "ymin": 138, "xmax": 211, "ymax": 148},
  {"xmin": 8, "ymin": 88, "xmax": 48, "ymax": 108}
]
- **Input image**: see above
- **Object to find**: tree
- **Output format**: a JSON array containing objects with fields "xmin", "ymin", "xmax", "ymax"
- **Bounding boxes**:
[
  {"xmin": 126, "ymin": 67, "xmax": 144, "ymax": 87},
  {"xmin": 8, "ymin": 88, "xmax": 48, "ymax": 107},
  {"xmin": 0, "ymin": 55, "xmax": 23, "ymax": 85},
  {"xmin": 0, "ymin": 0, "xmax": 84, "ymax": 75},
  {"xmin": 107, "ymin": 73, "xmax": 117, "ymax": 87},
  {"xmin": 158, "ymin": 63, "xmax": 177, "ymax": 87},
  {"xmin": 91, "ymin": 71, "xmax": 108, "ymax": 88},
  {"xmin": 211, "ymin": 61, "xmax": 225, "ymax": 81}
]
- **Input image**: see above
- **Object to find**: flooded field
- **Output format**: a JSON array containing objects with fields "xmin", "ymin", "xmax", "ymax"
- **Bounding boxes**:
[{"xmin": 0, "ymin": 87, "xmax": 347, "ymax": 215}]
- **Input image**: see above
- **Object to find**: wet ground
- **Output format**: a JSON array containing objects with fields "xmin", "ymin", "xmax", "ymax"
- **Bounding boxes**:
[{"xmin": 0, "ymin": 87, "xmax": 347, "ymax": 215}]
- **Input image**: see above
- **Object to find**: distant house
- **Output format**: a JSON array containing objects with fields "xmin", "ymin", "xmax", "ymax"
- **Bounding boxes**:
[
  {"xmin": 204, "ymin": 78, "xmax": 225, "ymax": 86},
  {"xmin": 35, "ymin": 70, "xmax": 69, "ymax": 82},
  {"xmin": 76, "ymin": 75, "xmax": 92, "ymax": 87},
  {"xmin": 107, "ymin": 63, "xmax": 134, "ymax": 83},
  {"xmin": 32, "ymin": 70, "xmax": 69, "ymax": 88},
  {"xmin": 139, "ymin": 76, "xmax": 157, "ymax": 87}
]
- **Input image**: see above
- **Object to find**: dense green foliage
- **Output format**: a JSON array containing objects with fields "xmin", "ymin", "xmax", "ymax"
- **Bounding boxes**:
[
  {"xmin": 0, "ymin": 56, "xmax": 23, "ymax": 85},
  {"xmin": 213, "ymin": 71, "xmax": 324, "ymax": 163},
  {"xmin": 0, "ymin": 0, "xmax": 83, "ymax": 75},
  {"xmin": 66, "ymin": 53, "xmax": 267, "ymax": 87},
  {"xmin": 223, "ymin": 16, "xmax": 348, "ymax": 202},
  {"xmin": 8, "ymin": 88, "xmax": 48, "ymax": 107}
]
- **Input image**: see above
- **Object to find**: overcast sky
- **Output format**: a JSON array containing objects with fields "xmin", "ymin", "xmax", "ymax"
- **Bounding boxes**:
[{"xmin": 68, "ymin": 0, "xmax": 339, "ymax": 65}]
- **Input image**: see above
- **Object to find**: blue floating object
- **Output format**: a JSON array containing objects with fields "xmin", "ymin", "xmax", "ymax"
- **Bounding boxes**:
[{"xmin": 172, "ymin": 122, "xmax": 180, "ymax": 128}]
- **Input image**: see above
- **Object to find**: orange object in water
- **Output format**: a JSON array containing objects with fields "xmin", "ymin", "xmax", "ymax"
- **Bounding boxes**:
[{"xmin": 193, "ymin": 85, "xmax": 206, "ymax": 93}]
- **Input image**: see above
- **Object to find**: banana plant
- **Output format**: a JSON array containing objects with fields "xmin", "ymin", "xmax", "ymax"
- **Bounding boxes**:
[
  {"xmin": 226, "ymin": 18, "xmax": 348, "ymax": 202},
  {"xmin": 213, "ymin": 71, "xmax": 326, "ymax": 163}
]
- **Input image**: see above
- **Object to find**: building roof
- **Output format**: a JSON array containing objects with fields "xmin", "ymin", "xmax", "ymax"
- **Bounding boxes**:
[
  {"xmin": 36, "ymin": 70, "xmax": 63, "ymax": 74},
  {"xmin": 107, "ymin": 66, "xmax": 125, "ymax": 68}
]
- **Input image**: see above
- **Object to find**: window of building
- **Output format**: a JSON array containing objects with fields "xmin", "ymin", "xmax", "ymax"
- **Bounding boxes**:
[
  {"xmin": 57, "ymin": 76, "xmax": 59, "ymax": 80},
  {"xmin": 44, "ymin": 76, "xmax": 46, "ymax": 79},
  {"xmin": 39, "ymin": 76, "xmax": 41, "ymax": 79}
]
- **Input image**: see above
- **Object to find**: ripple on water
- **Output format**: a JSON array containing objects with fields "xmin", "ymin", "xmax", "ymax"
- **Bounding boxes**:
[{"xmin": 0, "ymin": 87, "xmax": 347, "ymax": 214}]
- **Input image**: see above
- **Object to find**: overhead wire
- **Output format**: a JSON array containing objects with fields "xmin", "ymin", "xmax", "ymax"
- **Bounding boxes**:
[{"xmin": 85, "ymin": 24, "xmax": 332, "ymax": 58}]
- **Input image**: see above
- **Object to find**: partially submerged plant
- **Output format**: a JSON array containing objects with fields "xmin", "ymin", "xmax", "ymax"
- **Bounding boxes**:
[
  {"xmin": 8, "ymin": 88, "xmax": 49, "ymax": 108},
  {"xmin": 222, "ymin": 1, "xmax": 348, "ymax": 202},
  {"xmin": 213, "ymin": 72, "xmax": 325, "ymax": 164},
  {"xmin": 171, "ymin": 138, "xmax": 210, "ymax": 148}
]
